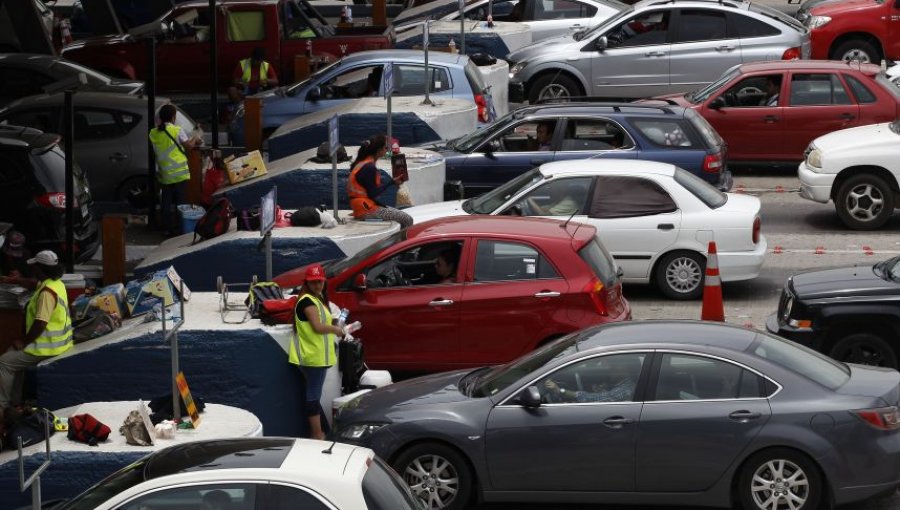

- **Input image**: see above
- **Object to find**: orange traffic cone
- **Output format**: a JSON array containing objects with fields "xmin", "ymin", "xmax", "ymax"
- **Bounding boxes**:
[{"xmin": 701, "ymin": 241, "xmax": 725, "ymax": 322}]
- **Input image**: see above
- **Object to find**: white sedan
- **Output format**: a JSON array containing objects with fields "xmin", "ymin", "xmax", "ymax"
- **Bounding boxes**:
[{"xmin": 406, "ymin": 160, "xmax": 766, "ymax": 299}]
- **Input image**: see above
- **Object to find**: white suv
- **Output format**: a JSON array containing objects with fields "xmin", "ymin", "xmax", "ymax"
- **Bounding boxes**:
[{"xmin": 799, "ymin": 121, "xmax": 900, "ymax": 230}]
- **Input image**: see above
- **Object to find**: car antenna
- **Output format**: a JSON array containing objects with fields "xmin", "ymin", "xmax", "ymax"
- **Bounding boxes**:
[
  {"xmin": 321, "ymin": 440, "xmax": 338, "ymax": 455},
  {"xmin": 561, "ymin": 208, "xmax": 582, "ymax": 238}
]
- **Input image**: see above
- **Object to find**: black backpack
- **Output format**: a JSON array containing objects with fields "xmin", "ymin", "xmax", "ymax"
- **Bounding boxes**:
[
  {"xmin": 244, "ymin": 281, "xmax": 284, "ymax": 318},
  {"xmin": 289, "ymin": 206, "xmax": 321, "ymax": 227},
  {"xmin": 193, "ymin": 198, "xmax": 233, "ymax": 244}
]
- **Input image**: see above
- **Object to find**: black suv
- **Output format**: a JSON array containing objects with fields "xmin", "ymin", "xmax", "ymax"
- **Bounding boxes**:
[
  {"xmin": 0, "ymin": 125, "xmax": 98, "ymax": 263},
  {"xmin": 767, "ymin": 256, "xmax": 900, "ymax": 368}
]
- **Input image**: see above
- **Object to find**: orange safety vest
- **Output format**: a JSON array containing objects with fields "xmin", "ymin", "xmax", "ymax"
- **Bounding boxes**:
[{"xmin": 347, "ymin": 157, "xmax": 381, "ymax": 217}]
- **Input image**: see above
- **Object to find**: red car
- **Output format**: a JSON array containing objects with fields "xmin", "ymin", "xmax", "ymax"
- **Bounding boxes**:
[
  {"xmin": 653, "ymin": 60, "xmax": 900, "ymax": 166},
  {"xmin": 274, "ymin": 216, "xmax": 631, "ymax": 371},
  {"xmin": 798, "ymin": 0, "xmax": 900, "ymax": 64}
]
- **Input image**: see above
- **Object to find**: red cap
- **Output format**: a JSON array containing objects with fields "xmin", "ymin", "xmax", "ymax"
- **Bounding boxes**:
[{"xmin": 305, "ymin": 263, "xmax": 326, "ymax": 281}]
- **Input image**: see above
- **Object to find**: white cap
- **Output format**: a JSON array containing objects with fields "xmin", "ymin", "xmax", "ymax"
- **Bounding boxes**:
[{"xmin": 27, "ymin": 250, "xmax": 59, "ymax": 266}]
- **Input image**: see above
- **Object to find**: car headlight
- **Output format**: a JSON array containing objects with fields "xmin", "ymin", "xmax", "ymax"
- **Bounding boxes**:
[
  {"xmin": 806, "ymin": 148, "xmax": 823, "ymax": 169},
  {"xmin": 806, "ymin": 15, "xmax": 831, "ymax": 29},
  {"xmin": 337, "ymin": 423, "xmax": 388, "ymax": 440},
  {"xmin": 509, "ymin": 61, "xmax": 528, "ymax": 77}
]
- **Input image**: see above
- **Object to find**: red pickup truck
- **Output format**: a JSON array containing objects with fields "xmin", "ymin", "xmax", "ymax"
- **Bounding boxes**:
[
  {"xmin": 61, "ymin": 0, "xmax": 393, "ymax": 93},
  {"xmin": 799, "ymin": 0, "xmax": 900, "ymax": 64}
]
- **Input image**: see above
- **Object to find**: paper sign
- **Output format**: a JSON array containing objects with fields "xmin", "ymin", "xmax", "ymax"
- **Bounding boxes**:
[{"xmin": 175, "ymin": 372, "xmax": 202, "ymax": 429}]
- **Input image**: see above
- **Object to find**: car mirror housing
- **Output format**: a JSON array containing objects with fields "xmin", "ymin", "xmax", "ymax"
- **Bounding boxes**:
[
  {"xmin": 353, "ymin": 273, "xmax": 367, "ymax": 291},
  {"xmin": 709, "ymin": 97, "xmax": 726, "ymax": 110},
  {"xmin": 308, "ymin": 86, "xmax": 322, "ymax": 101},
  {"xmin": 518, "ymin": 386, "xmax": 542, "ymax": 408},
  {"xmin": 595, "ymin": 36, "xmax": 608, "ymax": 52}
]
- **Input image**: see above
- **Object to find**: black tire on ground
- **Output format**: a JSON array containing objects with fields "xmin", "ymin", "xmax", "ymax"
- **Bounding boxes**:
[
  {"xmin": 830, "ymin": 332, "xmax": 898, "ymax": 368},
  {"xmin": 527, "ymin": 73, "xmax": 581, "ymax": 104},
  {"xmin": 393, "ymin": 442, "xmax": 473, "ymax": 510},
  {"xmin": 831, "ymin": 39, "xmax": 881, "ymax": 64},
  {"xmin": 655, "ymin": 251, "xmax": 706, "ymax": 300},
  {"xmin": 737, "ymin": 448, "xmax": 824, "ymax": 510},
  {"xmin": 834, "ymin": 173, "xmax": 894, "ymax": 230}
]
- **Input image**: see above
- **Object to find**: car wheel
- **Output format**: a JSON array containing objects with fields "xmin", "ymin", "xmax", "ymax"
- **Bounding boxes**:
[
  {"xmin": 116, "ymin": 176, "xmax": 151, "ymax": 208},
  {"xmin": 394, "ymin": 443, "xmax": 473, "ymax": 510},
  {"xmin": 830, "ymin": 333, "xmax": 898, "ymax": 368},
  {"xmin": 655, "ymin": 251, "xmax": 705, "ymax": 300},
  {"xmin": 738, "ymin": 448, "xmax": 823, "ymax": 510},
  {"xmin": 528, "ymin": 74, "xmax": 580, "ymax": 104},
  {"xmin": 835, "ymin": 174, "xmax": 894, "ymax": 230},
  {"xmin": 831, "ymin": 39, "xmax": 881, "ymax": 64}
]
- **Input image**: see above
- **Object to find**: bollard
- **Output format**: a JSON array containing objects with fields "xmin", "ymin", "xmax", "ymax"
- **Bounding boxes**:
[
  {"xmin": 244, "ymin": 97, "xmax": 263, "ymax": 153},
  {"xmin": 102, "ymin": 215, "xmax": 126, "ymax": 285},
  {"xmin": 187, "ymin": 148, "xmax": 203, "ymax": 205}
]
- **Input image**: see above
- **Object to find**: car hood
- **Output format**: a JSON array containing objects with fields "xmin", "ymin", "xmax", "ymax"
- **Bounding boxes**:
[
  {"xmin": 343, "ymin": 369, "xmax": 473, "ymax": 418},
  {"xmin": 404, "ymin": 200, "xmax": 468, "ymax": 223},
  {"xmin": 790, "ymin": 264, "xmax": 897, "ymax": 300},
  {"xmin": 507, "ymin": 34, "xmax": 577, "ymax": 62},
  {"xmin": 809, "ymin": 0, "xmax": 878, "ymax": 15},
  {"xmin": 812, "ymin": 122, "xmax": 900, "ymax": 152}
]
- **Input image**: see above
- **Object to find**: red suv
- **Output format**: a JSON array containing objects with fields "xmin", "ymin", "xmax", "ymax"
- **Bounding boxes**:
[
  {"xmin": 274, "ymin": 216, "xmax": 631, "ymax": 371},
  {"xmin": 798, "ymin": 0, "xmax": 900, "ymax": 64},
  {"xmin": 653, "ymin": 60, "xmax": 900, "ymax": 165}
]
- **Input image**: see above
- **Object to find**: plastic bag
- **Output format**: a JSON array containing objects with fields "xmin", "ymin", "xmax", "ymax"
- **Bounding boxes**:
[{"xmin": 396, "ymin": 183, "xmax": 414, "ymax": 208}]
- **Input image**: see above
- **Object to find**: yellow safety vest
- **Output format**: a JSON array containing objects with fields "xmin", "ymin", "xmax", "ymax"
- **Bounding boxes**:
[
  {"xmin": 240, "ymin": 59, "xmax": 270, "ymax": 87},
  {"xmin": 148, "ymin": 124, "xmax": 189, "ymax": 185},
  {"xmin": 24, "ymin": 278, "xmax": 73, "ymax": 357},
  {"xmin": 290, "ymin": 293, "xmax": 335, "ymax": 367}
]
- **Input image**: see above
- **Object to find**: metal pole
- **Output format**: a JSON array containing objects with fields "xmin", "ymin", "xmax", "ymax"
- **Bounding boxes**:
[
  {"xmin": 386, "ymin": 93, "xmax": 392, "ymax": 152},
  {"xmin": 63, "ymin": 90, "xmax": 74, "ymax": 272},
  {"xmin": 264, "ymin": 233, "xmax": 272, "ymax": 281},
  {"xmin": 209, "ymin": 0, "xmax": 219, "ymax": 149},
  {"xmin": 147, "ymin": 37, "xmax": 157, "ymax": 229},
  {"xmin": 459, "ymin": 0, "xmax": 466, "ymax": 54},
  {"xmin": 422, "ymin": 21, "xmax": 432, "ymax": 106},
  {"xmin": 332, "ymin": 152, "xmax": 339, "ymax": 221}
]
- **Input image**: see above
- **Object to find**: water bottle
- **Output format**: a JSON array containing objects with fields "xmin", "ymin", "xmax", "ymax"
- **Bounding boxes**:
[{"xmin": 337, "ymin": 307, "xmax": 350, "ymax": 327}]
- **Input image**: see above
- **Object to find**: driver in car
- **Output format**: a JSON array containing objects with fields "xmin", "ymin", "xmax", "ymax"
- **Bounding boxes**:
[{"xmin": 543, "ymin": 361, "xmax": 638, "ymax": 403}]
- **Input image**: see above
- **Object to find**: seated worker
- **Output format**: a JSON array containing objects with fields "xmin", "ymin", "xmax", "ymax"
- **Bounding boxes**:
[
  {"xmin": 529, "ymin": 122, "xmax": 554, "ymax": 151},
  {"xmin": 526, "ymin": 183, "xmax": 582, "ymax": 216},
  {"xmin": 228, "ymin": 47, "xmax": 280, "ymax": 103},
  {"xmin": 434, "ymin": 248, "xmax": 459, "ymax": 284},
  {"xmin": 347, "ymin": 134, "xmax": 414, "ymax": 228}
]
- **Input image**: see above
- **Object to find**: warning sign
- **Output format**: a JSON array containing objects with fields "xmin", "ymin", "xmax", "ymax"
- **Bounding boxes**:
[{"xmin": 176, "ymin": 371, "xmax": 202, "ymax": 429}]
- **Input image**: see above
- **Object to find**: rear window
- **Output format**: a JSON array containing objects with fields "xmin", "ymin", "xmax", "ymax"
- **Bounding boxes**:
[
  {"xmin": 629, "ymin": 118, "xmax": 696, "ymax": 148},
  {"xmin": 362, "ymin": 457, "xmax": 423, "ymax": 510},
  {"xmin": 750, "ymin": 332, "xmax": 850, "ymax": 390},
  {"xmin": 673, "ymin": 167, "xmax": 726, "ymax": 209},
  {"xmin": 685, "ymin": 109, "xmax": 724, "ymax": 149},
  {"xmin": 463, "ymin": 60, "xmax": 486, "ymax": 94},
  {"xmin": 578, "ymin": 238, "xmax": 617, "ymax": 288},
  {"xmin": 844, "ymin": 75, "xmax": 876, "ymax": 104}
]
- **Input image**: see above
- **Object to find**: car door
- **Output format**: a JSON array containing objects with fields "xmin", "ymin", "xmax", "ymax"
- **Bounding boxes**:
[
  {"xmin": 589, "ymin": 9, "xmax": 672, "ymax": 98},
  {"xmin": 154, "ymin": 6, "xmax": 215, "ymax": 92},
  {"xmin": 333, "ymin": 239, "xmax": 465, "ymax": 369},
  {"xmin": 554, "ymin": 117, "xmax": 639, "ymax": 164},
  {"xmin": 73, "ymin": 108, "xmax": 136, "ymax": 201},
  {"xmin": 527, "ymin": 0, "xmax": 599, "ymax": 41},
  {"xmin": 458, "ymin": 239, "xmax": 570, "ymax": 365},
  {"xmin": 782, "ymin": 72, "xmax": 860, "ymax": 161},
  {"xmin": 485, "ymin": 352, "xmax": 648, "ymax": 491},
  {"xmin": 636, "ymin": 352, "xmax": 772, "ymax": 491},
  {"xmin": 303, "ymin": 63, "xmax": 385, "ymax": 115},
  {"xmin": 668, "ymin": 8, "xmax": 742, "ymax": 94},
  {"xmin": 586, "ymin": 175, "xmax": 682, "ymax": 281},
  {"xmin": 843, "ymin": 73, "xmax": 894, "ymax": 126}
]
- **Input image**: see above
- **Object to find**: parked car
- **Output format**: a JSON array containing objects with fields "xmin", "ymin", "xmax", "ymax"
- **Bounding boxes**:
[
  {"xmin": 0, "ymin": 53, "xmax": 143, "ymax": 107},
  {"xmin": 0, "ymin": 125, "xmax": 97, "ymax": 263},
  {"xmin": 46, "ymin": 438, "xmax": 422, "ymax": 510},
  {"xmin": 274, "ymin": 216, "xmax": 631, "ymax": 371},
  {"xmin": 335, "ymin": 320, "xmax": 900, "ymax": 510},
  {"xmin": 649, "ymin": 60, "xmax": 900, "ymax": 166},
  {"xmin": 0, "ymin": 93, "xmax": 201, "ymax": 202},
  {"xmin": 798, "ymin": 120, "xmax": 900, "ymax": 230},
  {"xmin": 233, "ymin": 50, "xmax": 489, "ymax": 135},
  {"xmin": 507, "ymin": 0, "xmax": 810, "ymax": 103},
  {"xmin": 767, "ymin": 255, "xmax": 900, "ymax": 368},
  {"xmin": 797, "ymin": 0, "xmax": 900, "ymax": 64},
  {"xmin": 423, "ymin": 102, "xmax": 731, "ymax": 197},
  {"xmin": 404, "ymin": 160, "xmax": 764, "ymax": 299}
]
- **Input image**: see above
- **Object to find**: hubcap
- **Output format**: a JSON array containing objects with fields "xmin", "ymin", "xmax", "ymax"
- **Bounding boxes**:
[
  {"xmin": 750, "ymin": 459, "xmax": 810, "ymax": 510},
  {"xmin": 538, "ymin": 83, "xmax": 572, "ymax": 102},
  {"xmin": 840, "ymin": 48, "xmax": 872, "ymax": 63},
  {"xmin": 404, "ymin": 454, "xmax": 459, "ymax": 509},
  {"xmin": 665, "ymin": 257, "xmax": 702, "ymax": 294},
  {"xmin": 845, "ymin": 183, "xmax": 884, "ymax": 222}
]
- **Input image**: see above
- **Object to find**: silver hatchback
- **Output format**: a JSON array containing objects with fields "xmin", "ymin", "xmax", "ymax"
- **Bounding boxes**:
[{"xmin": 508, "ymin": 0, "xmax": 810, "ymax": 103}]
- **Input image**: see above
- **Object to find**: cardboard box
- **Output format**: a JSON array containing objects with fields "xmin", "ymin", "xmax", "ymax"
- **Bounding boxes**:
[
  {"xmin": 125, "ymin": 266, "xmax": 191, "ymax": 317},
  {"xmin": 73, "ymin": 283, "xmax": 126, "ymax": 320},
  {"xmin": 225, "ymin": 150, "xmax": 267, "ymax": 185}
]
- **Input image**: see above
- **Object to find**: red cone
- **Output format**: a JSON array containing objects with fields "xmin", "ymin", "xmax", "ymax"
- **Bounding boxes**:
[{"xmin": 701, "ymin": 241, "xmax": 725, "ymax": 322}]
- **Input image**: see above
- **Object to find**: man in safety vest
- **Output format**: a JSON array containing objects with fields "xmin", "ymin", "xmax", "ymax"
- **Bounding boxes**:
[
  {"xmin": 149, "ymin": 104, "xmax": 200, "ymax": 235},
  {"xmin": 0, "ymin": 250, "xmax": 72, "ymax": 412},
  {"xmin": 228, "ymin": 47, "xmax": 279, "ymax": 103}
]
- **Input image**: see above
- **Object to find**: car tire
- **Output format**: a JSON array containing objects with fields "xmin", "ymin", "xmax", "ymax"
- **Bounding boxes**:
[
  {"xmin": 830, "ymin": 332, "xmax": 898, "ymax": 368},
  {"xmin": 737, "ymin": 448, "xmax": 823, "ymax": 510},
  {"xmin": 835, "ymin": 173, "xmax": 894, "ymax": 230},
  {"xmin": 528, "ymin": 73, "xmax": 580, "ymax": 104},
  {"xmin": 393, "ymin": 442, "xmax": 473, "ymax": 510},
  {"xmin": 831, "ymin": 39, "xmax": 881, "ymax": 64},
  {"xmin": 116, "ymin": 176, "xmax": 151, "ymax": 208},
  {"xmin": 655, "ymin": 251, "xmax": 706, "ymax": 300}
]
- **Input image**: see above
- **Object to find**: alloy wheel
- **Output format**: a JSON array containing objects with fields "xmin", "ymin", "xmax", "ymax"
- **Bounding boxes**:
[
  {"xmin": 665, "ymin": 256, "xmax": 703, "ymax": 294},
  {"xmin": 403, "ymin": 453, "xmax": 460, "ymax": 509},
  {"xmin": 840, "ymin": 48, "xmax": 872, "ymax": 63},
  {"xmin": 538, "ymin": 83, "xmax": 572, "ymax": 102},
  {"xmin": 749, "ymin": 459, "xmax": 810, "ymax": 510},
  {"xmin": 844, "ymin": 183, "xmax": 884, "ymax": 222}
]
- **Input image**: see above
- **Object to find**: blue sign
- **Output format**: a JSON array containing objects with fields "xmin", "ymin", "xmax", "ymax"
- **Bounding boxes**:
[
  {"xmin": 328, "ymin": 116, "xmax": 339, "ymax": 156},
  {"xmin": 383, "ymin": 63, "xmax": 394, "ymax": 97}
]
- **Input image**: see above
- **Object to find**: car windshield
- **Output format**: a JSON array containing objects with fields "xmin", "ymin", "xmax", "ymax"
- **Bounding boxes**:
[
  {"xmin": 285, "ymin": 59, "xmax": 342, "ymax": 96},
  {"xmin": 472, "ymin": 335, "xmax": 578, "ymax": 397},
  {"xmin": 673, "ymin": 167, "xmax": 727, "ymax": 209},
  {"xmin": 750, "ymin": 332, "xmax": 850, "ymax": 390},
  {"xmin": 452, "ymin": 109, "xmax": 517, "ymax": 152},
  {"xmin": 325, "ymin": 230, "xmax": 409, "ymax": 277},
  {"xmin": 49, "ymin": 60, "xmax": 111, "ymax": 86},
  {"xmin": 464, "ymin": 168, "xmax": 544, "ymax": 214},
  {"xmin": 575, "ymin": 4, "xmax": 634, "ymax": 41},
  {"xmin": 687, "ymin": 66, "xmax": 741, "ymax": 104},
  {"xmin": 57, "ymin": 458, "xmax": 148, "ymax": 510}
]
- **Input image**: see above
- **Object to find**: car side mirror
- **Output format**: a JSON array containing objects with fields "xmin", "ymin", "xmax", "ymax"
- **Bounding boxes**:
[
  {"xmin": 709, "ymin": 96, "xmax": 726, "ymax": 110},
  {"xmin": 483, "ymin": 140, "xmax": 500, "ymax": 159},
  {"xmin": 518, "ymin": 386, "xmax": 542, "ymax": 408},
  {"xmin": 308, "ymin": 86, "xmax": 321, "ymax": 101},
  {"xmin": 595, "ymin": 36, "xmax": 608, "ymax": 52},
  {"xmin": 353, "ymin": 273, "xmax": 367, "ymax": 291}
]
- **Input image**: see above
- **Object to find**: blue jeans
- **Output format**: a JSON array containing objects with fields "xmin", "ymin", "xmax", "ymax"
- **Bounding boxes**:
[
  {"xmin": 301, "ymin": 365, "xmax": 328, "ymax": 417},
  {"xmin": 159, "ymin": 180, "xmax": 188, "ymax": 231}
]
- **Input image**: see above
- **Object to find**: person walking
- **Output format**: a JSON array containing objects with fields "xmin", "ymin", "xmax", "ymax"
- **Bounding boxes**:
[
  {"xmin": 289, "ymin": 264, "xmax": 346, "ymax": 440},
  {"xmin": 149, "ymin": 104, "xmax": 200, "ymax": 235},
  {"xmin": 347, "ymin": 135, "xmax": 414, "ymax": 228}
]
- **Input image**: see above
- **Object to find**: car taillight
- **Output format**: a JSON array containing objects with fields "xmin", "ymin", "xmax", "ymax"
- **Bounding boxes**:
[
  {"xmin": 853, "ymin": 406, "xmax": 900, "ymax": 430},
  {"xmin": 752, "ymin": 217, "xmax": 761, "ymax": 244},
  {"xmin": 583, "ymin": 277, "xmax": 609, "ymax": 316},
  {"xmin": 781, "ymin": 47, "xmax": 801, "ymax": 60},
  {"xmin": 36, "ymin": 192, "xmax": 75, "ymax": 209},
  {"xmin": 702, "ymin": 153, "xmax": 722, "ymax": 174},
  {"xmin": 474, "ymin": 93, "xmax": 488, "ymax": 123}
]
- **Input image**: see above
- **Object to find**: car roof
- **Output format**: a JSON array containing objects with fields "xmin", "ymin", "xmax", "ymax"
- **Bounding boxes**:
[
  {"xmin": 575, "ymin": 320, "xmax": 760, "ymax": 353},
  {"xmin": 408, "ymin": 215, "xmax": 597, "ymax": 244},
  {"xmin": 0, "ymin": 124, "xmax": 59, "ymax": 151},
  {"xmin": 737, "ymin": 59, "xmax": 882, "ymax": 75},
  {"xmin": 340, "ymin": 49, "xmax": 466, "ymax": 67},
  {"xmin": 510, "ymin": 102, "xmax": 687, "ymax": 119},
  {"xmin": 538, "ymin": 159, "xmax": 678, "ymax": 178},
  {"xmin": 3, "ymin": 92, "xmax": 169, "ymax": 110},
  {"xmin": 633, "ymin": 0, "xmax": 751, "ymax": 11}
]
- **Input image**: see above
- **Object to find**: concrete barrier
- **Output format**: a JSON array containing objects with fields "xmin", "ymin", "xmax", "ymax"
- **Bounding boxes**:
[
  {"xmin": 479, "ymin": 59, "xmax": 510, "ymax": 118},
  {"xmin": 267, "ymin": 97, "xmax": 476, "ymax": 161},
  {"xmin": 395, "ymin": 21, "xmax": 532, "ymax": 59}
]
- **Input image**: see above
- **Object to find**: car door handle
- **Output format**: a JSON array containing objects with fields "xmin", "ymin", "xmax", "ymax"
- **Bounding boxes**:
[
  {"xmin": 763, "ymin": 115, "xmax": 779, "ymax": 123},
  {"xmin": 729, "ymin": 410, "xmax": 762, "ymax": 422},
  {"xmin": 533, "ymin": 291, "xmax": 561, "ymax": 298},
  {"xmin": 602, "ymin": 416, "xmax": 635, "ymax": 428},
  {"xmin": 531, "ymin": 159, "xmax": 548, "ymax": 165},
  {"xmin": 657, "ymin": 223, "xmax": 674, "ymax": 231},
  {"xmin": 428, "ymin": 299, "xmax": 454, "ymax": 307},
  {"xmin": 715, "ymin": 45, "xmax": 736, "ymax": 52},
  {"xmin": 644, "ymin": 51, "xmax": 666, "ymax": 57},
  {"xmin": 840, "ymin": 113, "xmax": 856, "ymax": 120},
  {"xmin": 109, "ymin": 152, "xmax": 129, "ymax": 161}
]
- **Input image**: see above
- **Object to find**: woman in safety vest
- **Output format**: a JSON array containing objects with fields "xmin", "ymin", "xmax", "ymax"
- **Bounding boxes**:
[
  {"xmin": 149, "ymin": 104, "xmax": 200, "ymax": 235},
  {"xmin": 347, "ymin": 134, "xmax": 414, "ymax": 228},
  {"xmin": 289, "ymin": 263, "xmax": 347, "ymax": 440},
  {"xmin": 0, "ymin": 250, "xmax": 72, "ymax": 413}
]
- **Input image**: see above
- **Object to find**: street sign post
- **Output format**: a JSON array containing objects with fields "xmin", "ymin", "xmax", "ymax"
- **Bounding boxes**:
[
  {"xmin": 459, "ymin": 0, "xmax": 466, "ymax": 54},
  {"xmin": 422, "ymin": 20, "xmax": 433, "ymax": 105},
  {"xmin": 329, "ymin": 115, "xmax": 340, "ymax": 220},
  {"xmin": 384, "ymin": 63, "xmax": 394, "ymax": 151},
  {"xmin": 260, "ymin": 186, "xmax": 277, "ymax": 280}
]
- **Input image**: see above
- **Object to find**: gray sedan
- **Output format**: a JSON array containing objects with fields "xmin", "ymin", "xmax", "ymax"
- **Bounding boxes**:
[{"xmin": 335, "ymin": 320, "xmax": 900, "ymax": 510}]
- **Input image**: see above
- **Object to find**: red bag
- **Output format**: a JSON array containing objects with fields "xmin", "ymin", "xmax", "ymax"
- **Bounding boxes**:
[
  {"xmin": 201, "ymin": 158, "xmax": 228, "ymax": 208},
  {"xmin": 67, "ymin": 413, "xmax": 111, "ymax": 446},
  {"xmin": 259, "ymin": 295, "xmax": 299, "ymax": 325}
]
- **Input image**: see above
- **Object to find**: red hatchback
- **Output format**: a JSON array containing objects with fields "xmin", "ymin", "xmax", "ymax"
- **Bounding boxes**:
[
  {"xmin": 652, "ymin": 60, "xmax": 900, "ymax": 166},
  {"xmin": 275, "ymin": 216, "xmax": 631, "ymax": 371}
]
